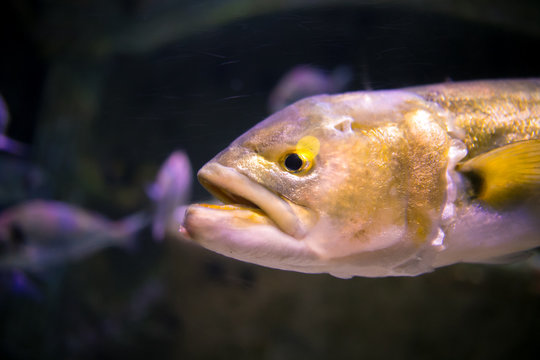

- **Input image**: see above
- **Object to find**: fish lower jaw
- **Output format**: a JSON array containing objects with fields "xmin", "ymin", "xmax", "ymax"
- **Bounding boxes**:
[{"xmin": 181, "ymin": 204, "xmax": 326, "ymax": 270}]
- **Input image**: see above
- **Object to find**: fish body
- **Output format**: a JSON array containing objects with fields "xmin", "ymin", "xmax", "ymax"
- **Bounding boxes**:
[
  {"xmin": 183, "ymin": 79, "xmax": 540, "ymax": 278},
  {"xmin": 0, "ymin": 200, "xmax": 148, "ymax": 270}
]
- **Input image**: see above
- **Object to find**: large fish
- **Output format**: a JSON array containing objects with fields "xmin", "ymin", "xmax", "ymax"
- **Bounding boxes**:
[{"xmin": 182, "ymin": 79, "xmax": 540, "ymax": 278}]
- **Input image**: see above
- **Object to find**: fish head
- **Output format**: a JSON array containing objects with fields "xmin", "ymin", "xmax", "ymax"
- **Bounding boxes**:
[{"xmin": 184, "ymin": 90, "xmax": 451, "ymax": 277}]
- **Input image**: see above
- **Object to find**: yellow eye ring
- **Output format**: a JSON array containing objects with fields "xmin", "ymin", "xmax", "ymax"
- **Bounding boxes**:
[
  {"xmin": 280, "ymin": 151, "xmax": 313, "ymax": 174},
  {"xmin": 280, "ymin": 135, "xmax": 320, "ymax": 174}
]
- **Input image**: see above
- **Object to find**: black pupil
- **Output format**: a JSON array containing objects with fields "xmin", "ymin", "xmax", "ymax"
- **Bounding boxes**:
[{"xmin": 284, "ymin": 153, "xmax": 304, "ymax": 171}]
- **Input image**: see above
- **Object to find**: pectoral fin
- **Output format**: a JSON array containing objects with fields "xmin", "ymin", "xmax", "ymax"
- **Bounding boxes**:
[{"xmin": 457, "ymin": 139, "xmax": 540, "ymax": 208}]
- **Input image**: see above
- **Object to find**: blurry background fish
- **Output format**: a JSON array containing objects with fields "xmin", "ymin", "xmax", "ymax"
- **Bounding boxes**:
[
  {"xmin": 0, "ymin": 149, "xmax": 193, "ymax": 271},
  {"xmin": 147, "ymin": 150, "xmax": 192, "ymax": 240},
  {"xmin": 0, "ymin": 95, "xmax": 27, "ymax": 156},
  {"xmin": 0, "ymin": 200, "xmax": 148, "ymax": 271},
  {"xmin": 0, "ymin": 200, "xmax": 149, "ymax": 308},
  {"xmin": 267, "ymin": 65, "xmax": 352, "ymax": 113},
  {"xmin": 0, "ymin": 148, "xmax": 193, "ymax": 310}
]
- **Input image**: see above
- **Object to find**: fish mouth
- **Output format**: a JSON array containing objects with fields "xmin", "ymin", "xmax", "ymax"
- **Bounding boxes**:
[{"xmin": 196, "ymin": 162, "xmax": 313, "ymax": 238}]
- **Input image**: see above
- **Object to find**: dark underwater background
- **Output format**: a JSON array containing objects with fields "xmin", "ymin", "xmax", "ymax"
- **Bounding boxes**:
[{"xmin": 1, "ymin": 1, "xmax": 539, "ymax": 359}]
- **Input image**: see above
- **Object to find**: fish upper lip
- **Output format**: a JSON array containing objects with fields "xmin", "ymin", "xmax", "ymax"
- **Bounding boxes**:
[{"xmin": 197, "ymin": 162, "xmax": 309, "ymax": 238}]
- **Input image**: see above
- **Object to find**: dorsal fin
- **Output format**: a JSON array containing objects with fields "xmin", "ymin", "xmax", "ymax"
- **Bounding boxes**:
[{"xmin": 457, "ymin": 139, "xmax": 540, "ymax": 208}]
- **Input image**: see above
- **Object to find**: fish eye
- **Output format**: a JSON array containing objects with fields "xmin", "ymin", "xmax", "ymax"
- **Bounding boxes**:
[
  {"xmin": 281, "ymin": 152, "xmax": 312, "ymax": 173},
  {"xmin": 280, "ymin": 135, "xmax": 319, "ymax": 174},
  {"xmin": 285, "ymin": 153, "xmax": 303, "ymax": 171}
]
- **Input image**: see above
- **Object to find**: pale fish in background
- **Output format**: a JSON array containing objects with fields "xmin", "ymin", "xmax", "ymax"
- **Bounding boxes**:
[
  {"xmin": 268, "ymin": 65, "xmax": 352, "ymax": 113},
  {"xmin": 147, "ymin": 150, "xmax": 192, "ymax": 240},
  {"xmin": 0, "ymin": 200, "xmax": 149, "ymax": 270},
  {"xmin": 182, "ymin": 79, "xmax": 540, "ymax": 278},
  {"xmin": 0, "ymin": 94, "xmax": 27, "ymax": 156}
]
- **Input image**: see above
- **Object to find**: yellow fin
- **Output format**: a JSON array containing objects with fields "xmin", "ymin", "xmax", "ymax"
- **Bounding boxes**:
[{"xmin": 457, "ymin": 139, "xmax": 540, "ymax": 208}]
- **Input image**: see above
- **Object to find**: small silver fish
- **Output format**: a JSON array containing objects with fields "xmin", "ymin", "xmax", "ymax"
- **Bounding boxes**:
[
  {"xmin": 0, "ymin": 200, "xmax": 148, "ymax": 270},
  {"xmin": 147, "ymin": 150, "xmax": 192, "ymax": 240},
  {"xmin": 182, "ymin": 79, "xmax": 540, "ymax": 278},
  {"xmin": 268, "ymin": 65, "xmax": 352, "ymax": 113}
]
